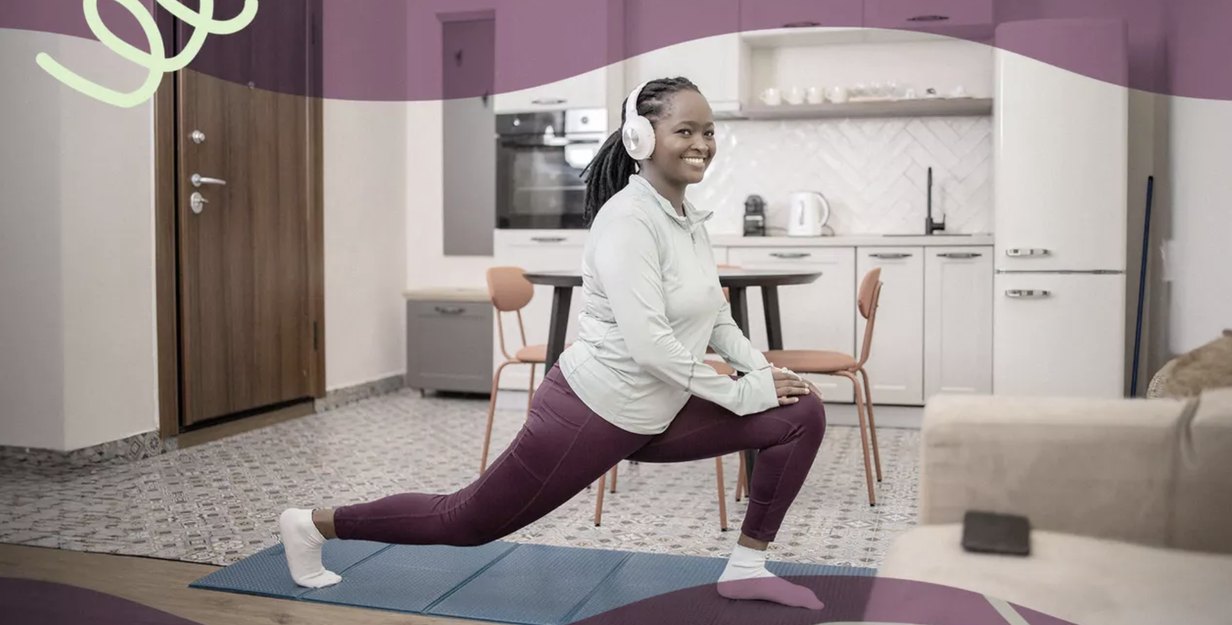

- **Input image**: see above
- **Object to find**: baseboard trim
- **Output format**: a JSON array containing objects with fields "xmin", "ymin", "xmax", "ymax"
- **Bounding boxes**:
[
  {"xmin": 316, "ymin": 374, "xmax": 406, "ymax": 412},
  {"xmin": 0, "ymin": 431, "xmax": 168, "ymax": 470}
]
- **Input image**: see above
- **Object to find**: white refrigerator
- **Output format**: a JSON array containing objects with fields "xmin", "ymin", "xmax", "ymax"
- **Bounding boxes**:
[{"xmin": 992, "ymin": 18, "xmax": 1130, "ymax": 398}]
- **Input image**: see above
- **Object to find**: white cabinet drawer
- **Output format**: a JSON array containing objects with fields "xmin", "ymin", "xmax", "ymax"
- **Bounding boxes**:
[{"xmin": 729, "ymin": 246, "xmax": 857, "ymax": 403}]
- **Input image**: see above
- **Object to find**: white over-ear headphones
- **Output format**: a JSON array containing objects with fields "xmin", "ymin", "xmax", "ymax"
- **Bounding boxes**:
[{"xmin": 621, "ymin": 81, "xmax": 655, "ymax": 160}]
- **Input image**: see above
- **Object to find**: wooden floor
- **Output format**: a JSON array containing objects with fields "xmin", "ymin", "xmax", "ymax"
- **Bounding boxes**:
[{"xmin": 0, "ymin": 544, "xmax": 483, "ymax": 625}]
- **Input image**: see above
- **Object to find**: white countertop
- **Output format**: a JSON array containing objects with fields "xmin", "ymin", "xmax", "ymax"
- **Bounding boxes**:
[{"xmin": 710, "ymin": 233, "xmax": 994, "ymax": 247}]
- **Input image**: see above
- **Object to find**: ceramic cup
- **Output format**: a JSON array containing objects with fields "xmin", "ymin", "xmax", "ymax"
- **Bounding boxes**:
[
  {"xmin": 806, "ymin": 86, "xmax": 825, "ymax": 104},
  {"xmin": 784, "ymin": 86, "xmax": 805, "ymax": 105},
  {"xmin": 829, "ymin": 86, "xmax": 850, "ymax": 103},
  {"xmin": 760, "ymin": 87, "xmax": 782, "ymax": 106}
]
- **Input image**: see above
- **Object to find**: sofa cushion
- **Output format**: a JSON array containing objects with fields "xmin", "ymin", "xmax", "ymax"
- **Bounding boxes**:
[
  {"xmin": 879, "ymin": 524, "xmax": 1232, "ymax": 625},
  {"xmin": 1173, "ymin": 387, "xmax": 1232, "ymax": 553},
  {"xmin": 919, "ymin": 393, "xmax": 1190, "ymax": 548}
]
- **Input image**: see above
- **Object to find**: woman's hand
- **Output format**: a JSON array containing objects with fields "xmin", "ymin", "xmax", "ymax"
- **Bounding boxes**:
[{"xmin": 771, "ymin": 366, "xmax": 811, "ymax": 405}]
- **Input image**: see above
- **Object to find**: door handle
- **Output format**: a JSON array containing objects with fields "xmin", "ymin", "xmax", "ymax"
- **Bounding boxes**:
[
  {"xmin": 937, "ymin": 252, "xmax": 982, "ymax": 259},
  {"xmin": 769, "ymin": 252, "xmax": 812, "ymax": 259},
  {"xmin": 434, "ymin": 306, "xmax": 466, "ymax": 315},
  {"xmin": 1005, "ymin": 289, "xmax": 1052, "ymax": 299},
  {"xmin": 530, "ymin": 236, "xmax": 565, "ymax": 243},
  {"xmin": 191, "ymin": 173, "xmax": 227, "ymax": 187},
  {"xmin": 869, "ymin": 252, "xmax": 912, "ymax": 259},
  {"xmin": 1005, "ymin": 248, "xmax": 1050, "ymax": 257}
]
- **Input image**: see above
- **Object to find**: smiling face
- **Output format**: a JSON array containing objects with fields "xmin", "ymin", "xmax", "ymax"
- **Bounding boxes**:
[{"xmin": 643, "ymin": 89, "xmax": 716, "ymax": 189}]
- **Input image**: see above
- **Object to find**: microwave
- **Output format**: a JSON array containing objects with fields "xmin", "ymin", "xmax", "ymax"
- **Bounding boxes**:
[{"xmin": 495, "ymin": 109, "xmax": 607, "ymax": 229}]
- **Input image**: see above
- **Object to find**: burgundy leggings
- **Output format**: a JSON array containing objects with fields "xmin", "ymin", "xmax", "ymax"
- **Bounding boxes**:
[{"xmin": 334, "ymin": 364, "xmax": 825, "ymax": 544}]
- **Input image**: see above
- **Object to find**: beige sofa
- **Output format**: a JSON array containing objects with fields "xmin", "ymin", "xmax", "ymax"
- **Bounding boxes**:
[{"xmin": 879, "ymin": 387, "xmax": 1232, "ymax": 625}]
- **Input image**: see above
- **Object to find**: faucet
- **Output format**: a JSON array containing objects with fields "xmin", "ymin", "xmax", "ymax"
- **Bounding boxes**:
[{"xmin": 925, "ymin": 166, "xmax": 946, "ymax": 235}]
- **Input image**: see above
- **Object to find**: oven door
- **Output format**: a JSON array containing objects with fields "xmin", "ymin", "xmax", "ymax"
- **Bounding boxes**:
[{"xmin": 496, "ymin": 135, "xmax": 600, "ymax": 229}]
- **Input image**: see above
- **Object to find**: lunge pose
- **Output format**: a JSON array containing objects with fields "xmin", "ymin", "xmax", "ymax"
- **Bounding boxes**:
[{"xmin": 280, "ymin": 76, "xmax": 827, "ymax": 610}]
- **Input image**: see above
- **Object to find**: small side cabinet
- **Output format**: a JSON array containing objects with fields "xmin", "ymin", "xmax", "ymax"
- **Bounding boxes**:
[{"xmin": 405, "ymin": 289, "xmax": 493, "ymax": 394}]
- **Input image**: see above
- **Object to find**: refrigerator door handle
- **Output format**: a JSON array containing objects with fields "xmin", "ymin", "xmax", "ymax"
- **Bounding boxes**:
[
  {"xmin": 937, "ymin": 252, "xmax": 983, "ymax": 259},
  {"xmin": 1005, "ymin": 289, "xmax": 1052, "ymax": 299},
  {"xmin": 1005, "ymin": 248, "xmax": 1051, "ymax": 257}
]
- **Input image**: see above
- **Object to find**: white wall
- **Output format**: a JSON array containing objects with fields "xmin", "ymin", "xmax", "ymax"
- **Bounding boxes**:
[
  {"xmin": 405, "ymin": 100, "xmax": 497, "ymax": 291},
  {"xmin": 323, "ymin": 100, "xmax": 409, "ymax": 390},
  {"xmin": 0, "ymin": 28, "xmax": 158, "ymax": 451},
  {"xmin": 1, "ymin": 27, "xmax": 414, "ymax": 451},
  {"xmin": 1166, "ymin": 97, "xmax": 1232, "ymax": 353},
  {"xmin": 1, "ymin": 28, "xmax": 67, "ymax": 451}
]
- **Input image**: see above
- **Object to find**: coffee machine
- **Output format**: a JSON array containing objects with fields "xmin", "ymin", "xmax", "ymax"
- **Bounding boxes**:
[{"xmin": 743, "ymin": 194, "xmax": 766, "ymax": 236}]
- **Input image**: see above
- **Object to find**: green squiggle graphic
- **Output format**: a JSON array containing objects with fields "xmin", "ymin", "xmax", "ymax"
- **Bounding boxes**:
[{"xmin": 34, "ymin": 0, "xmax": 259, "ymax": 109}]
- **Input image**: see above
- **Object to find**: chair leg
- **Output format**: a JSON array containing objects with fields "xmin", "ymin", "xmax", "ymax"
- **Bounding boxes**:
[
  {"xmin": 481, "ymin": 361, "xmax": 512, "ymax": 475},
  {"xmin": 526, "ymin": 363, "xmax": 537, "ymax": 416},
  {"xmin": 858, "ymin": 366, "xmax": 883, "ymax": 482},
  {"xmin": 594, "ymin": 472, "xmax": 607, "ymax": 527},
  {"xmin": 735, "ymin": 453, "xmax": 747, "ymax": 502},
  {"xmin": 841, "ymin": 371, "xmax": 876, "ymax": 507},
  {"xmin": 609, "ymin": 464, "xmax": 618, "ymax": 494},
  {"xmin": 714, "ymin": 457, "xmax": 729, "ymax": 531}
]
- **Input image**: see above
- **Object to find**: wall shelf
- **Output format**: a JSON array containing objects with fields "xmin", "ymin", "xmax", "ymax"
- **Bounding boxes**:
[{"xmin": 736, "ymin": 97, "xmax": 992, "ymax": 120}]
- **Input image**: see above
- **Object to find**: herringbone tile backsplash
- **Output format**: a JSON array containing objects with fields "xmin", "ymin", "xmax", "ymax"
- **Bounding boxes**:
[{"xmin": 690, "ymin": 116, "xmax": 993, "ymax": 236}]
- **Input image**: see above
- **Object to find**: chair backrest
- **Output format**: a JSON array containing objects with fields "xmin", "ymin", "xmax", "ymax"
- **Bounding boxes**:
[
  {"xmin": 486, "ymin": 266, "xmax": 533, "ymax": 312},
  {"xmin": 856, "ymin": 268, "xmax": 883, "ymax": 366},
  {"xmin": 486, "ymin": 266, "xmax": 533, "ymax": 359}
]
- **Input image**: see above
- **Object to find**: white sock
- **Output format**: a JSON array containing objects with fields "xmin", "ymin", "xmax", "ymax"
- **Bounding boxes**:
[
  {"xmin": 278, "ymin": 508, "xmax": 342, "ymax": 588},
  {"xmin": 717, "ymin": 543, "xmax": 824, "ymax": 609},
  {"xmin": 718, "ymin": 543, "xmax": 775, "ymax": 582}
]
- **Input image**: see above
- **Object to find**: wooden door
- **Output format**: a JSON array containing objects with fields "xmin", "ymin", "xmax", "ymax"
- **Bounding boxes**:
[{"xmin": 175, "ymin": 0, "xmax": 322, "ymax": 426}]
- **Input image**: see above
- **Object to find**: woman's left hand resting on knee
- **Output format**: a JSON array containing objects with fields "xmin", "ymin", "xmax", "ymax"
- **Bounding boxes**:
[{"xmin": 771, "ymin": 366, "xmax": 821, "ymax": 405}]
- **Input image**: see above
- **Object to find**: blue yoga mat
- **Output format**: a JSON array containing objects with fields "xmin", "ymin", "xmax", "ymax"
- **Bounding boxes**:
[{"xmin": 191, "ymin": 541, "xmax": 876, "ymax": 624}]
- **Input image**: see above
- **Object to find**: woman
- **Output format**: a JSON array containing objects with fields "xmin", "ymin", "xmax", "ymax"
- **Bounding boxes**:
[{"xmin": 280, "ymin": 76, "xmax": 827, "ymax": 610}]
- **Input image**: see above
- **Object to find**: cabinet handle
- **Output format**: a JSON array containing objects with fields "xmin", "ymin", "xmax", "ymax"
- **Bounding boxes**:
[
  {"xmin": 769, "ymin": 252, "xmax": 812, "ymax": 259},
  {"xmin": 937, "ymin": 252, "xmax": 983, "ymax": 259},
  {"xmin": 531, "ymin": 97, "xmax": 566, "ymax": 105},
  {"xmin": 434, "ymin": 306, "xmax": 466, "ymax": 315},
  {"xmin": 1005, "ymin": 248, "xmax": 1051, "ymax": 257},
  {"xmin": 1004, "ymin": 289, "xmax": 1052, "ymax": 299},
  {"xmin": 530, "ymin": 236, "xmax": 566, "ymax": 243},
  {"xmin": 869, "ymin": 252, "xmax": 913, "ymax": 259}
]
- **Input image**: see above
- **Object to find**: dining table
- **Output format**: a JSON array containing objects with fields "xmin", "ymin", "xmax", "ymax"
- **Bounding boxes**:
[{"xmin": 521, "ymin": 268, "xmax": 823, "ymax": 483}]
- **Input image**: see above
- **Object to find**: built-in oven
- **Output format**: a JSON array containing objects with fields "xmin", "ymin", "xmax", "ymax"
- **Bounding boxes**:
[{"xmin": 496, "ymin": 109, "xmax": 607, "ymax": 229}]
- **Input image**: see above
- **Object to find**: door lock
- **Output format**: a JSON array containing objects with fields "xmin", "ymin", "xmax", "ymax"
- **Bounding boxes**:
[{"xmin": 190, "ymin": 192, "xmax": 209, "ymax": 214}]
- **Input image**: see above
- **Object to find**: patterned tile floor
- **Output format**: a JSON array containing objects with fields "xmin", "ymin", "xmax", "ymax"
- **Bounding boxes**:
[{"xmin": 0, "ymin": 391, "xmax": 919, "ymax": 569}]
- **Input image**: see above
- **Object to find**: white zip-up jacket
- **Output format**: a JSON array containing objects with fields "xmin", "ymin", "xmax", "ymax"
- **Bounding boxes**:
[{"xmin": 558, "ymin": 174, "xmax": 779, "ymax": 434}]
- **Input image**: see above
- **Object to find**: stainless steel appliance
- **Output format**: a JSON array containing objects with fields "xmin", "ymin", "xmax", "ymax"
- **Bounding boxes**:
[{"xmin": 496, "ymin": 109, "xmax": 606, "ymax": 229}]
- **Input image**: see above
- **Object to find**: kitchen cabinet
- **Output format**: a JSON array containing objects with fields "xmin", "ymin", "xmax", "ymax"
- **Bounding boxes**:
[
  {"xmin": 492, "ymin": 230, "xmax": 587, "ymax": 390},
  {"xmin": 924, "ymin": 247, "xmax": 993, "ymax": 398},
  {"xmin": 492, "ymin": 0, "xmax": 616, "ymax": 113},
  {"xmin": 406, "ymin": 293, "xmax": 493, "ymax": 394},
  {"xmin": 622, "ymin": 0, "xmax": 746, "ymax": 114},
  {"xmin": 728, "ymin": 247, "xmax": 857, "ymax": 403},
  {"xmin": 739, "ymin": 0, "xmax": 865, "ymax": 32},
  {"xmin": 493, "ymin": 70, "xmax": 609, "ymax": 114},
  {"xmin": 857, "ymin": 247, "xmax": 925, "ymax": 405},
  {"xmin": 863, "ymin": 0, "xmax": 995, "ymax": 39}
]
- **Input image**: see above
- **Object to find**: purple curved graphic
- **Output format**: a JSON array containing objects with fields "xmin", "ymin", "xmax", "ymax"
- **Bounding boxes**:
[
  {"xmin": 0, "ymin": 576, "xmax": 206, "ymax": 625},
  {"xmin": 2, "ymin": 0, "xmax": 1229, "ymax": 101},
  {"xmin": 570, "ymin": 575, "xmax": 1077, "ymax": 625}
]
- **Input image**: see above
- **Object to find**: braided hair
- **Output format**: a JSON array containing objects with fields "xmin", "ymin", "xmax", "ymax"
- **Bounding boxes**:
[{"xmin": 580, "ymin": 77, "xmax": 701, "ymax": 225}]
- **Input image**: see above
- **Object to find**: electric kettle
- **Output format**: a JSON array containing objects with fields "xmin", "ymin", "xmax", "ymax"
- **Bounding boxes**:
[{"xmin": 787, "ymin": 191, "xmax": 830, "ymax": 236}]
